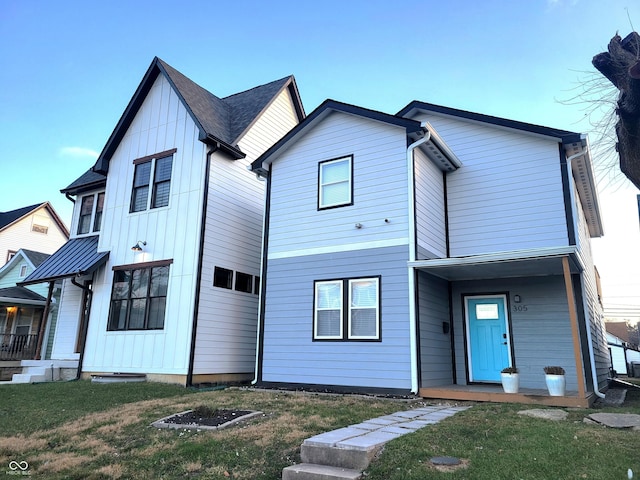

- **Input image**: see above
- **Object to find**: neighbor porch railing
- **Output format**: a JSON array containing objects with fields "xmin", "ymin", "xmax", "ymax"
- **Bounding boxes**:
[{"xmin": 0, "ymin": 334, "xmax": 39, "ymax": 361}]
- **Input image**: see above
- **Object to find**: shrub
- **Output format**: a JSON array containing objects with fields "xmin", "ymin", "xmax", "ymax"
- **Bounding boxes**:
[{"xmin": 543, "ymin": 366, "xmax": 565, "ymax": 375}]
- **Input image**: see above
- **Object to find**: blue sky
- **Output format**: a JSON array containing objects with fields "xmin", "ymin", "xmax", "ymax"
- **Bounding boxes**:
[{"xmin": 1, "ymin": 0, "xmax": 639, "ymax": 316}]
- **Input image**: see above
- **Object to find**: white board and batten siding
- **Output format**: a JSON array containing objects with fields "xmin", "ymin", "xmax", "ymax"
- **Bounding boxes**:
[
  {"xmin": 50, "ymin": 277, "xmax": 83, "ymax": 360},
  {"xmin": 81, "ymin": 75, "xmax": 206, "ymax": 376},
  {"xmin": 407, "ymin": 113, "xmax": 570, "ymax": 256},
  {"xmin": 414, "ymin": 148, "xmax": 446, "ymax": 259},
  {"xmin": 267, "ymin": 111, "xmax": 411, "ymax": 260},
  {"xmin": 262, "ymin": 246, "xmax": 412, "ymax": 390},
  {"xmin": 193, "ymin": 88, "xmax": 301, "ymax": 375}
]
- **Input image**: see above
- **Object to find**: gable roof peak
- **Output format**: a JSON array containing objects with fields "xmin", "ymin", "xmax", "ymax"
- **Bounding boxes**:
[{"xmin": 93, "ymin": 58, "xmax": 303, "ymax": 174}]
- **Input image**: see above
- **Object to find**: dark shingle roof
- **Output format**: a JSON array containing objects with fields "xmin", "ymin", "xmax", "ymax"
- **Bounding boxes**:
[
  {"xmin": 93, "ymin": 57, "xmax": 302, "ymax": 173},
  {"xmin": 0, "ymin": 204, "xmax": 41, "ymax": 230},
  {"xmin": 0, "ymin": 286, "xmax": 46, "ymax": 303},
  {"xmin": 223, "ymin": 76, "xmax": 295, "ymax": 141},
  {"xmin": 20, "ymin": 249, "xmax": 50, "ymax": 268},
  {"xmin": 20, "ymin": 236, "xmax": 109, "ymax": 285},
  {"xmin": 61, "ymin": 169, "xmax": 107, "ymax": 195}
]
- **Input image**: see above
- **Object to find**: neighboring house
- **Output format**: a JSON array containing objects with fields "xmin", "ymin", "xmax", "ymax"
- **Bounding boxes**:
[
  {"xmin": 606, "ymin": 321, "xmax": 640, "ymax": 376},
  {"xmin": 251, "ymin": 99, "xmax": 608, "ymax": 407},
  {"xmin": 23, "ymin": 57, "xmax": 304, "ymax": 385},
  {"xmin": 0, "ymin": 249, "xmax": 65, "ymax": 380},
  {"xmin": 0, "ymin": 203, "xmax": 70, "ymax": 266}
]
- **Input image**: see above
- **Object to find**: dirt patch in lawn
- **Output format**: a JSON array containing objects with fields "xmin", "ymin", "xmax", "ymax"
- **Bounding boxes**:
[{"xmin": 152, "ymin": 405, "xmax": 261, "ymax": 430}]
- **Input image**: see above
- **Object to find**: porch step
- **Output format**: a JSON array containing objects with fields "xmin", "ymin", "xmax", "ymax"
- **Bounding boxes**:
[
  {"xmin": 282, "ymin": 463, "xmax": 362, "ymax": 480},
  {"xmin": 12, "ymin": 373, "xmax": 47, "ymax": 383},
  {"xmin": 11, "ymin": 366, "xmax": 60, "ymax": 383}
]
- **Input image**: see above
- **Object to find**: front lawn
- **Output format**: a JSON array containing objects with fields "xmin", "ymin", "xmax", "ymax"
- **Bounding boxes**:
[{"xmin": 1, "ymin": 381, "xmax": 639, "ymax": 479}]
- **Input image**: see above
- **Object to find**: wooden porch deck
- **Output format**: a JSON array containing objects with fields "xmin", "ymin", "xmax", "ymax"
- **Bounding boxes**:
[{"xmin": 420, "ymin": 384, "xmax": 594, "ymax": 408}]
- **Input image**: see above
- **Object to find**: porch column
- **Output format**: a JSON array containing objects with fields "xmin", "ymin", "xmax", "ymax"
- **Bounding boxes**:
[
  {"xmin": 562, "ymin": 256, "xmax": 586, "ymax": 398},
  {"xmin": 34, "ymin": 281, "xmax": 54, "ymax": 360}
]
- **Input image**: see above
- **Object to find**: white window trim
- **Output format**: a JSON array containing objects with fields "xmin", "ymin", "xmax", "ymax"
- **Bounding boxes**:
[
  {"xmin": 347, "ymin": 277, "xmax": 380, "ymax": 340},
  {"xmin": 318, "ymin": 155, "xmax": 352, "ymax": 209},
  {"xmin": 314, "ymin": 280, "xmax": 344, "ymax": 340}
]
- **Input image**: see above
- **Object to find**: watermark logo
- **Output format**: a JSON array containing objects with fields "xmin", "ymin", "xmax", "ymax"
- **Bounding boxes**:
[{"xmin": 6, "ymin": 461, "xmax": 31, "ymax": 476}]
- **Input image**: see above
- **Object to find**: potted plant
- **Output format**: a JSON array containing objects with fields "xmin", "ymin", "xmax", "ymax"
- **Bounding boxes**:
[
  {"xmin": 543, "ymin": 366, "xmax": 566, "ymax": 396},
  {"xmin": 500, "ymin": 367, "xmax": 519, "ymax": 393}
]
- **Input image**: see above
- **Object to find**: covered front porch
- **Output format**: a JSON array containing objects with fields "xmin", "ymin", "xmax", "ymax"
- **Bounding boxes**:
[
  {"xmin": 0, "ymin": 287, "xmax": 47, "ymax": 361},
  {"xmin": 413, "ymin": 247, "xmax": 600, "ymax": 407}
]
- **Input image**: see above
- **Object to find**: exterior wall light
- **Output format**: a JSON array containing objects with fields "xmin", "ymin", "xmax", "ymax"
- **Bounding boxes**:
[{"xmin": 131, "ymin": 240, "xmax": 147, "ymax": 252}]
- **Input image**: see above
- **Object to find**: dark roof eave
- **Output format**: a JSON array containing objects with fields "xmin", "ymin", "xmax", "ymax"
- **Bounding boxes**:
[
  {"xmin": 251, "ymin": 99, "xmax": 423, "ymax": 173},
  {"xmin": 60, "ymin": 179, "xmax": 107, "ymax": 195},
  {"xmin": 399, "ymin": 101, "xmax": 582, "ymax": 142},
  {"xmin": 201, "ymin": 133, "xmax": 245, "ymax": 159}
]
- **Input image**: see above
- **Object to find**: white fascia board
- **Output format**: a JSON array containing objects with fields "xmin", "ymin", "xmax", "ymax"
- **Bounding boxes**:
[{"xmin": 408, "ymin": 246, "xmax": 581, "ymax": 269}]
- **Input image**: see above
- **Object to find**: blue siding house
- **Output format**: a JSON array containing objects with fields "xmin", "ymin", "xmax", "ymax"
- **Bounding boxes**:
[{"xmin": 251, "ymin": 99, "xmax": 607, "ymax": 407}]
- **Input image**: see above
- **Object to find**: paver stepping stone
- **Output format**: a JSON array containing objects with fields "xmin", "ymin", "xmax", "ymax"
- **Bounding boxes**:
[
  {"xmin": 518, "ymin": 409, "xmax": 568, "ymax": 421},
  {"xmin": 588, "ymin": 413, "xmax": 640, "ymax": 428}
]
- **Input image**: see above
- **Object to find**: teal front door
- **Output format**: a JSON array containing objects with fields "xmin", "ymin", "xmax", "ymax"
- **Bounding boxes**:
[{"xmin": 465, "ymin": 295, "xmax": 511, "ymax": 383}]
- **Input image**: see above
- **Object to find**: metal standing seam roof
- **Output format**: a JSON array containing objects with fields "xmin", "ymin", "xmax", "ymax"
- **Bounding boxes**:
[{"xmin": 19, "ymin": 236, "xmax": 109, "ymax": 286}]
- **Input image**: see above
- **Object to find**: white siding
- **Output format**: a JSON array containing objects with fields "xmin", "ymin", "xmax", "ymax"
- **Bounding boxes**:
[
  {"xmin": 193, "ymin": 88, "xmax": 300, "ymax": 374},
  {"xmin": 51, "ymin": 278, "xmax": 82, "ymax": 360},
  {"xmin": 414, "ymin": 148, "xmax": 446, "ymax": 259},
  {"xmin": 574, "ymin": 181, "xmax": 609, "ymax": 389},
  {"xmin": 81, "ymin": 75, "xmax": 205, "ymax": 376},
  {"xmin": 0, "ymin": 208, "xmax": 68, "ymax": 266},
  {"xmin": 268, "ymin": 111, "xmax": 411, "ymax": 259},
  {"xmin": 407, "ymin": 113, "xmax": 569, "ymax": 256}
]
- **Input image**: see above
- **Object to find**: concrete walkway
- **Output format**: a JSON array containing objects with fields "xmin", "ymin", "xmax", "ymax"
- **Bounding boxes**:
[{"xmin": 283, "ymin": 404, "xmax": 471, "ymax": 480}]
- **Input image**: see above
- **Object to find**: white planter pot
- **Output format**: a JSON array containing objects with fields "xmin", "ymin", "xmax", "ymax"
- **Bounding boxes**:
[
  {"xmin": 545, "ymin": 374, "xmax": 566, "ymax": 396},
  {"xmin": 501, "ymin": 373, "xmax": 519, "ymax": 393}
]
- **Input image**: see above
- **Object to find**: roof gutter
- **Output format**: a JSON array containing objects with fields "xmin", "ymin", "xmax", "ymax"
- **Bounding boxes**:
[{"xmin": 407, "ymin": 125, "xmax": 431, "ymax": 394}]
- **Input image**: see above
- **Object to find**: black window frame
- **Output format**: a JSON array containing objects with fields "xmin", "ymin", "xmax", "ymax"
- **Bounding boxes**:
[
  {"xmin": 317, "ymin": 154, "xmax": 354, "ymax": 210},
  {"xmin": 107, "ymin": 260, "xmax": 172, "ymax": 331},
  {"xmin": 312, "ymin": 275, "xmax": 381, "ymax": 342},
  {"xmin": 213, "ymin": 267, "xmax": 233, "ymax": 289},
  {"xmin": 130, "ymin": 149, "xmax": 176, "ymax": 213}
]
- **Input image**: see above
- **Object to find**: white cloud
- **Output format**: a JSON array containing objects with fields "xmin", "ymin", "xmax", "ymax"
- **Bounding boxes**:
[{"xmin": 59, "ymin": 146, "xmax": 99, "ymax": 159}]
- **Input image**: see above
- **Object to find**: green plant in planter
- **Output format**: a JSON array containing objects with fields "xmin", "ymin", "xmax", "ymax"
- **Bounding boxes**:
[
  {"xmin": 500, "ymin": 366, "xmax": 519, "ymax": 393},
  {"xmin": 543, "ymin": 366, "xmax": 565, "ymax": 375},
  {"xmin": 501, "ymin": 367, "xmax": 519, "ymax": 374}
]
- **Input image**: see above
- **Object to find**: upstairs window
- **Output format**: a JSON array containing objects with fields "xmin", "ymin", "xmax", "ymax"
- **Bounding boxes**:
[
  {"xmin": 130, "ymin": 149, "xmax": 176, "ymax": 213},
  {"xmin": 77, "ymin": 192, "xmax": 105, "ymax": 235},
  {"xmin": 318, "ymin": 155, "xmax": 353, "ymax": 209}
]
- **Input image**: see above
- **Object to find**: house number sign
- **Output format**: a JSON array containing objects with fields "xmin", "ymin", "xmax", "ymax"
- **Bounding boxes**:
[{"xmin": 513, "ymin": 305, "xmax": 528, "ymax": 312}]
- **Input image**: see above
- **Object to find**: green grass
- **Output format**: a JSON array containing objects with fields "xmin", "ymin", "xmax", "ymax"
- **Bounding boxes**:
[
  {"xmin": 1, "ymin": 381, "xmax": 640, "ymax": 479},
  {"xmin": 0, "ymin": 381, "xmax": 410, "ymax": 479},
  {"xmin": 365, "ymin": 388, "xmax": 640, "ymax": 480}
]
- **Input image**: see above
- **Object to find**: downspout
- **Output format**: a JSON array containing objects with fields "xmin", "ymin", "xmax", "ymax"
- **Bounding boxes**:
[
  {"xmin": 186, "ymin": 146, "xmax": 217, "ymax": 387},
  {"xmin": 65, "ymin": 193, "xmax": 76, "ymax": 204},
  {"xmin": 407, "ymin": 126, "xmax": 430, "ymax": 394},
  {"xmin": 564, "ymin": 149, "xmax": 605, "ymax": 399},
  {"xmin": 71, "ymin": 275, "xmax": 92, "ymax": 381},
  {"xmin": 252, "ymin": 168, "xmax": 270, "ymax": 385}
]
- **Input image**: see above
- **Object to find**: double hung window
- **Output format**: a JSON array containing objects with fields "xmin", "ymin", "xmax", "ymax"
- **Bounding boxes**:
[
  {"xmin": 318, "ymin": 155, "xmax": 353, "ymax": 209},
  {"xmin": 77, "ymin": 192, "xmax": 105, "ymax": 235},
  {"xmin": 313, "ymin": 277, "xmax": 380, "ymax": 341},
  {"xmin": 130, "ymin": 149, "xmax": 175, "ymax": 213}
]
